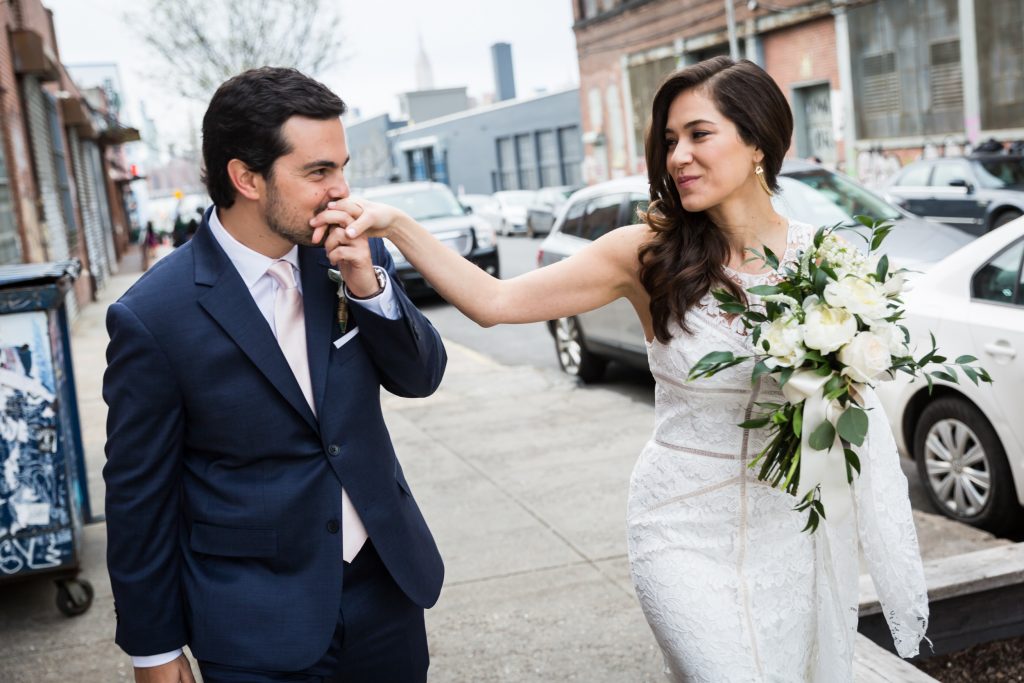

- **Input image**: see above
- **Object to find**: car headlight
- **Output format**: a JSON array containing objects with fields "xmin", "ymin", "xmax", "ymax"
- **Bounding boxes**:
[{"xmin": 383, "ymin": 238, "xmax": 406, "ymax": 264}]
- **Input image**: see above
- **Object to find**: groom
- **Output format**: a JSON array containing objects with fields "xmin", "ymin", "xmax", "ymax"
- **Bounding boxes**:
[{"xmin": 103, "ymin": 67, "xmax": 446, "ymax": 682}]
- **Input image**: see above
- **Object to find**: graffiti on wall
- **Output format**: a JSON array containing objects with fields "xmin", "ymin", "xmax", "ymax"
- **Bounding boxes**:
[{"xmin": 0, "ymin": 310, "xmax": 72, "ymax": 575}]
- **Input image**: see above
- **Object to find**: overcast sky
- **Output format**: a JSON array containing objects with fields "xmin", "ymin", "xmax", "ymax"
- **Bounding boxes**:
[{"xmin": 44, "ymin": 0, "xmax": 580, "ymax": 154}]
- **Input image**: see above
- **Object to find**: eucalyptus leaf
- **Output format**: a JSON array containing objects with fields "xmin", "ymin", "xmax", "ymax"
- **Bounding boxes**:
[
  {"xmin": 836, "ymin": 407, "xmax": 868, "ymax": 446},
  {"xmin": 808, "ymin": 420, "xmax": 836, "ymax": 451}
]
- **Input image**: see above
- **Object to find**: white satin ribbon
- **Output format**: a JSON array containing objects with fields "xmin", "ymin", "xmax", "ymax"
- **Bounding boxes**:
[{"xmin": 781, "ymin": 370, "xmax": 853, "ymax": 522}]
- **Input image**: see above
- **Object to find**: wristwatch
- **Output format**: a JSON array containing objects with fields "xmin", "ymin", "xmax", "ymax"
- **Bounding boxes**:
[{"xmin": 346, "ymin": 266, "xmax": 387, "ymax": 300}]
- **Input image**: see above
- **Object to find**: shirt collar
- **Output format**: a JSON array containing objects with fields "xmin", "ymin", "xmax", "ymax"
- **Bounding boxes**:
[{"xmin": 208, "ymin": 208, "xmax": 300, "ymax": 290}]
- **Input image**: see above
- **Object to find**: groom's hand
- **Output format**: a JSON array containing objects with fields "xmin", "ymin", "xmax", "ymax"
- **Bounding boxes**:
[{"xmin": 134, "ymin": 654, "xmax": 196, "ymax": 683}]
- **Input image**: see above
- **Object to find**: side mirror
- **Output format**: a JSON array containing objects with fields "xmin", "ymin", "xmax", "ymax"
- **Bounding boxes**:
[
  {"xmin": 949, "ymin": 178, "xmax": 974, "ymax": 193},
  {"xmin": 462, "ymin": 204, "xmax": 473, "ymax": 214}
]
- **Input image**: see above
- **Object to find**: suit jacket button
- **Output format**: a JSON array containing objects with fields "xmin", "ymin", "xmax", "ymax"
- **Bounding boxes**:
[
  {"xmin": 326, "ymin": 519, "xmax": 340, "ymax": 534},
  {"xmin": 328, "ymin": 444, "xmax": 340, "ymax": 456}
]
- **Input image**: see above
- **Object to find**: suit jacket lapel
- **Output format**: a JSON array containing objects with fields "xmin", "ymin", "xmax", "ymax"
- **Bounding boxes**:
[
  {"xmin": 300, "ymin": 247, "xmax": 334, "ymax": 417},
  {"xmin": 192, "ymin": 219, "xmax": 319, "ymax": 432}
]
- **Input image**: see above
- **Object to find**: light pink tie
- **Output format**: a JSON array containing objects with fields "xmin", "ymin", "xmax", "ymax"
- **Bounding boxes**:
[{"xmin": 267, "ymin": 260, "xmax": 368, "ymax": 562}]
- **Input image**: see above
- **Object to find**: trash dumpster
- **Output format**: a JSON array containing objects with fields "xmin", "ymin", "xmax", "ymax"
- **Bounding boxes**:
[{"xmin": 0, "ymin": 260, "xmax": 94, "ymax": 616}]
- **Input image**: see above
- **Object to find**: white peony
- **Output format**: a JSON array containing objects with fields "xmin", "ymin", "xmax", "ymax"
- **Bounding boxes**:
[
  {"xmin": 870, "ymin": 321, "xmax": 909, "ymax": 357},
  {"xmin": 824, "ymin": 276, "xmax": 890, "ymax": 321},
  {"xmin": 839, "ymin": 331, "xmax": 893, "ymax": 384},
  {"xmin": 802, "ymin": 301, "xmax": 857, "ymax": 354},
  {"xmin": 761, "ymin": 315, "xmax": 805, "ymax": 368}
]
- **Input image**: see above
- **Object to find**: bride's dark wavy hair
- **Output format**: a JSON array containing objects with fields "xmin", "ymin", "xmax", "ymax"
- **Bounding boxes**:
[{"xmin": 639, "ymin": 56, "xmax": 793, "ymax": 342}]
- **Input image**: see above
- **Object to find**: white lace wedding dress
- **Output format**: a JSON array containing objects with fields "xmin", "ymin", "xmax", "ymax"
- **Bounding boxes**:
[{"xmin": 626, "ymin": 221, "xmax": 929, "ymax": 682}]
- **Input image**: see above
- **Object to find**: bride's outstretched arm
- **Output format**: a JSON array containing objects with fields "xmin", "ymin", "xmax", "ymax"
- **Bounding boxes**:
[{"xmin": 312, "ymin": 197, "xmax": 650, "ymax": 328}]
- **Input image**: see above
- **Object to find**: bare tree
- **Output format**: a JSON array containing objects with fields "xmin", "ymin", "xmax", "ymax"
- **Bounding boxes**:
[{"xmin": 127, "ymin": 0, "xmax": 345, "ymax": 101}]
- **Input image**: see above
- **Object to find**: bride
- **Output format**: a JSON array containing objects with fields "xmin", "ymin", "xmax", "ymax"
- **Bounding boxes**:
[{"xmin": 313, "ymin": 56, "xmax": 928, "ymax": 681}]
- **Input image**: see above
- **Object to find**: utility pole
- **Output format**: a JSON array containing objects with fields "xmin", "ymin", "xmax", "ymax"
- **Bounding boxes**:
[{"xmin": 725, "ymin": 0, "xmax": 740, "ymax": 60}]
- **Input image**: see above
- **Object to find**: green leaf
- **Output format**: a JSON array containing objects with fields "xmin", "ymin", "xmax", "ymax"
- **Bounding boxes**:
[
  {"xmin": 696, "ymin": 350, "xmax": 736, "ymax": 365},
  {"xmin": 836, "ymin": 407, "xmax": 868, "ymax": 447},
  {"xmin": 813, "ymin": 267, "xmax": 828, "ymax": 296},
  {"xmin": 931, "ymin": 369, "xmax": 957, "ymax": 383},
  {"xmin": 808, "ymin": 420, "xmax": 836, "ymax": 451},
  {"xmin": 712, "ymin": 288, "xmax": 740, "ymax": 304},
  {"xmin": 855, "ymin": 214, "xmax": 876, "ymax": 229},
  {"xmin": 778, "ymin": 366, "xmax": 795, "ymax": 388},
  {"xmin": 875, "ymin": 254, "xmax": 889, "ymax": 283},
  {"xmin": 720, "ymin": 302, "xmax": 747, "ymax": 314},
  {"xmin": 745, "ymin": 311, "xmax": 768, "ymax": 323},
  {"xmin": 763, "ymin": 245, "xmax": 780, "ymax": 271},
  {"xmin": 739, "ymin": 416, "xmax": 771, "ymax": 429},
  {"xmin": 956, "ymin": 355, "xmax": 978, "ymax": 364},
  {"xmin": 844, "ymin": 448, "xmax": 861, "ymax": 475},
  {"xmin": 752, "ymin": 360, "xmax": 772, "ymax": 385},
  {"xmin": 747, "ymin": 284, "xmax": 782, "ymax": 296},
  {"xmin": 792, "ymin": 405, "xmax": 803, "ymax": 438},
  {"xmin": 802, "ymin": 509, "xmax": 820, "ymax": 533}
]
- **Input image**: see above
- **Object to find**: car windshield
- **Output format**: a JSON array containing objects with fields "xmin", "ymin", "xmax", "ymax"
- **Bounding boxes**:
[
  {"xmin": 366, "ymin": 187, "xmax": 466, "ymax": 221},
  {"xmin": 775, "ymin": 171, "xmax": 901, "ymax": 225},
  {"xmin": 498, "ymin": 192, "xmax": 535, "ymax": 207},
  {"xmin": 972, "ymin": 158, "xmax": 1024, "ymax": 189}
]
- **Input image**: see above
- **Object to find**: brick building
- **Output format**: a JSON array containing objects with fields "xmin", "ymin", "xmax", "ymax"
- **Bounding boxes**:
[
  {"xmin": 572, "ymin": 0, "xmax": 1024, "ymax": 185},
  {"xmin": 0, "ymin": 0, "xmax": 141, "ymax": 314}
]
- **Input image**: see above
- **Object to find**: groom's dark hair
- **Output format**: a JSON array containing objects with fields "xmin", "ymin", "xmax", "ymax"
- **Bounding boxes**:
[{"xmin": 202, "ymin": 67, "xmax": 346, "ymax": 208}]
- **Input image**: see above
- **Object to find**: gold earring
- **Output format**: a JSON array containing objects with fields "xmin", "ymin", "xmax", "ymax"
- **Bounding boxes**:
[{"xmin": 754, "ymin": 164, "xmax": 772, "ymax": 195}]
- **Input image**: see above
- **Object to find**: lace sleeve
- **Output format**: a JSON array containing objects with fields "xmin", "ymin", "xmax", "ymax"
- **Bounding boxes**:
[{"xmin": 852, "ymin": 387, "xmax": 930, "ymax": 658}]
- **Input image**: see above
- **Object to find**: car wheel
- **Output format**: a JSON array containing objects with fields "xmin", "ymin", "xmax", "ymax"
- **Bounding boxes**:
[
  {"xmin": 991, "ymin": 209, "xmax": 1023, "ymax": 230},
  {"xmin": 913, "ymin": 397, "xmax": 1019, "ymax": 534},
  {"xmin": 553, "ymin": 316, "xmax": 607, "ymax": 383}
]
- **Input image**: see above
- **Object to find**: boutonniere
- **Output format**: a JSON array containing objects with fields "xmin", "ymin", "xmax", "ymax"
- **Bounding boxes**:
[{"xmin": 326, "ymin": 269, "xmax": 349, "ymax": 335}]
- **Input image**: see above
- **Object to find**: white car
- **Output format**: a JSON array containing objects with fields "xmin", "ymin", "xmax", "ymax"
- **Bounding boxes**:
[
  {"xmin": 877, "ymin": 216, "xmax": 1024, "ymax": 534},
  {"xmin": 492, "ymin": 190, "xmax": 538, "ymax": 236}
]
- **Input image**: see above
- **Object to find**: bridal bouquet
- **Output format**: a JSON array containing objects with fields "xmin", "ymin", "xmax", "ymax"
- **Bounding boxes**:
[{"xmin": 688, "ymin": 218, "xmax": 991, "ymax": 532}]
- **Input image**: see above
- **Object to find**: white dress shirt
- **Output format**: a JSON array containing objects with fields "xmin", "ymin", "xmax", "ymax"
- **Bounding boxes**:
[{"xmin": 131, "ymin": 210, "xmax": 401, "ymax": 668}]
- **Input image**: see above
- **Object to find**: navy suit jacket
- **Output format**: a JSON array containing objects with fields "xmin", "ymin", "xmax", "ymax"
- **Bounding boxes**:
[{"xmin": 102, "ymin": 214, "xmax": 446, "ymax": 670}]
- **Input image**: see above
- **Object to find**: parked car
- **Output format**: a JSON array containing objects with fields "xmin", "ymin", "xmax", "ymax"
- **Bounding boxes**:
[
  {"xmin": 363, "ymin": 182, "xmax": 499, "ymax": 295},
  {"xmin": 525, "ymin": 185, "xmax": 580, "ymax": 237},
  {"xmin": 458, "ymin": 193, "xmax": 502, "ymax": 233},
  {"xmin": 876, "ymin": 216, "xmax": 1024, "ymax": 534},
  {"xmin": 492, "ymin": 190, "xmax": 538, "ymax": 236},
  {"xmin": 537, "ymin": 161, "xmax": 973, "ymax": 382},
  {"xmin": 884, "ymin": 154, "xmax": 1024, "ymax": 235}
]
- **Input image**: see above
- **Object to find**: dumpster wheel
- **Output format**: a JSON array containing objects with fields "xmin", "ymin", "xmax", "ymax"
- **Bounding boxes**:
[{"xmin": 55, "ymin": 578, "xmax": 94, "ymax": 617}]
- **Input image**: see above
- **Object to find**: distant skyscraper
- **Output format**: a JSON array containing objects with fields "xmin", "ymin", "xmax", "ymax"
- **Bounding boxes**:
[
  {"xmin": 416, "ymin": 33, "xmax": 435, "ymax": 90},
  {"xmin": 491, "ymin": 42, "xmax": 516, "ymax": 101}
]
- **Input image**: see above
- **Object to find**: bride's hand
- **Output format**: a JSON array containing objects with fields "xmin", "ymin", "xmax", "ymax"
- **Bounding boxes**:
[{"xmin": 310, "ymin": 197, "xmax": 401, "ymax": 246}]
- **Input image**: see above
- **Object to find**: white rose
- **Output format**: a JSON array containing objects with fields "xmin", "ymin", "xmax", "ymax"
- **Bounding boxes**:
[
  {"xmin": 883, "ymin": 270, "xmax": 908, "ymax": 297},
  {"xmin": 802, "ymin": 303, "xmax": 857, "ymax": 354},
  {"xmin": 824, "ymin": 276, "xmax": 890, "ymax": 321},
  {"xmin": 761, "ymin": 315, "xmax": 805, "ymax": 368},
  {"xmin": 839, "ymin": 331, "xmax": 893, "ymax": 384},
  {"xmin": 870, "ymin": 322, "xmax": 909, "ymax": 357}
]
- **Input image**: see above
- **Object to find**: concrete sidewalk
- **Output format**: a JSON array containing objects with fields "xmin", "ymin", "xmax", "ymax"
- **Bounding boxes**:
[{"xmin": 0, "ymin": 248, "xmax": 1008, "ymax": 682}]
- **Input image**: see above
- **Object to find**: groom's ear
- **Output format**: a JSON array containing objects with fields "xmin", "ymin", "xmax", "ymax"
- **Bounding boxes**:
[{"xmin": 227, "ymin": 159, "xmax": 262, "ymax": 201}]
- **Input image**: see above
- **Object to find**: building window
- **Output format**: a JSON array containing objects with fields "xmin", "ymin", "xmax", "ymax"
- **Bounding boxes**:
[
  {"xmin": 497, "ymin": 137, "xmax": 517, "ymax": 190},
  {"xmin": 929, "ymin": 39, "xmax": 962, "ymax": 111},
  {"xmin": 977, "ymin": 0, "xmax": 1024, "ymax": 130},
  {"xmin": 516, "ymin": 133, "xmax": 538, "ymax": 190},
  {"xmin": 627, "ymin": 54, "xmax": 678, "ymax": 163},
  {"xmin": 558, "ymin": 126, "xmax": 583, "ymax": 186},
  {"xmin": 849, "ymin": 0, "xmax": 963, "ymax": 140},
  {"xmin": 0, "ymin": 135, "xmax": 20, "ymax": 265},
  {"xmin": 538, "ymin": 131, "xmax": 560, "ymax": 187}
]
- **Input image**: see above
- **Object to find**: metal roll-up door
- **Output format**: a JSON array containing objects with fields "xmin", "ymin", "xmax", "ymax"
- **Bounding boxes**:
[
  {"xmin": 23, "ymin": 76, "xmax": 76, "ymax": 317},
  {"xmin": 85, "ymin": 142, "xmax": 117, "ymax": 274},
  {"xmin": 69, "ymin": 129, "xmax": 108, "ymax": 289}
]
